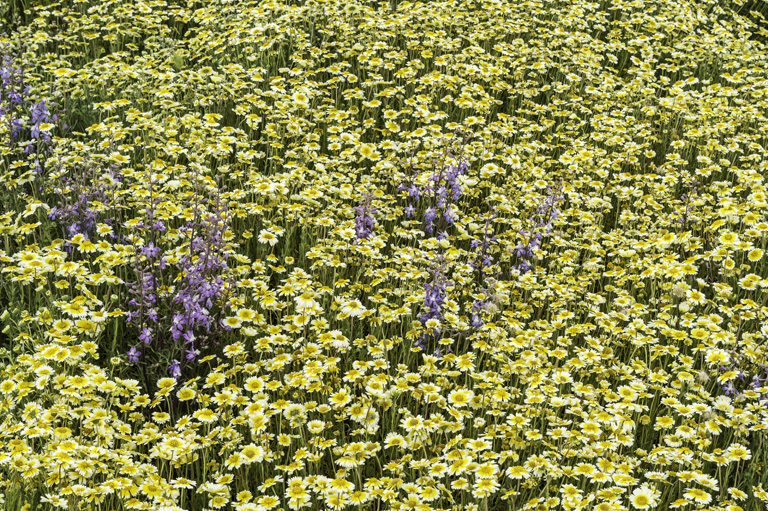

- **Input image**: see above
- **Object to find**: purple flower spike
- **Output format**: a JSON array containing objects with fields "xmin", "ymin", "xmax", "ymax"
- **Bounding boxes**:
[
  {"xmin": 397, "ymin": 128, "xmax": 472, "ymax": 239},
  {"xmin": 354, "ymin": 191, "xmax": 377, "ymax": 240}
]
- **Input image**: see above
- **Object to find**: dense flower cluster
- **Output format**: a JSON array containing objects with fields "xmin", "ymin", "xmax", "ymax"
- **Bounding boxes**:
[
  {"xmin": 170, "ymin": 201, "xmax": 232, "ymax": 372},
  {"xmin": 1, "ymin": 1, "xmax": 768, "ymax": 511},
  {"xmin": 125, "ymin": 176, "xmax": 233, "ymax": 380}
]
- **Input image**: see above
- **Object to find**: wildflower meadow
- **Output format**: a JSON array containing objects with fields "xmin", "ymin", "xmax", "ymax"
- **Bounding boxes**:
[{"xmin": 1, "ymin": 0, "xmax": 768, "ymax": 510}]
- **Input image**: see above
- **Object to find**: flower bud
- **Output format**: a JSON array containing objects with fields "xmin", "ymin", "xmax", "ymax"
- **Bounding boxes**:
[{"xmin": 672, "ymin": 284, "xmax": 687, "ymax": 298}]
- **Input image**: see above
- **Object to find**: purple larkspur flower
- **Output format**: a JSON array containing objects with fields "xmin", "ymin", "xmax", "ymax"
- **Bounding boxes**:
[
  {"xmin": 127, "ymin": 346, "xmax": 141, "ymax": 363},
  {"xmin": 141, "ymin": 242, "xmax": 160, "ymax": 258},
  {"xmin": 354, "ymin": 192, "xmax": 377, "ymax": 240},
  {"xmin": 169, "ymin": 360, "xmax": 182, "ymax": 379},
  {"xmin": 139, "ymin": 327, "xmax": 153, "ymax": 344}
]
